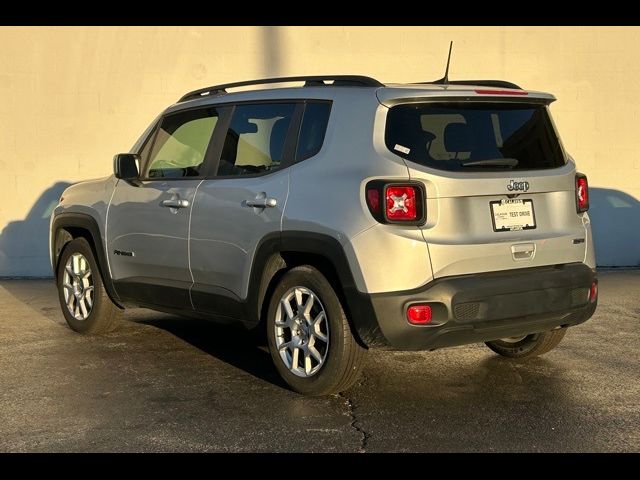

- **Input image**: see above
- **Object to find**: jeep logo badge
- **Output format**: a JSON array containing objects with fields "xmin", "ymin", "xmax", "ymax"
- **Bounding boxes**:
[{"xmin": 507, "ymin": 180, "xmax": 530, "ymax": 192}]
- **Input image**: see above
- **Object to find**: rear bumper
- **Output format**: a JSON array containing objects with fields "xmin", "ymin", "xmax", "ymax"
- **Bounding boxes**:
[{"xmin": 348, "ymin": 263, "xmax": 597, "ymax": 350}]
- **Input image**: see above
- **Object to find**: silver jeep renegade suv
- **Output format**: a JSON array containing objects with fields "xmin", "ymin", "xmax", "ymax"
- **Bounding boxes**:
[{"xmin": 50, "ymin": 75, "xmax": 597, "ymax": 396}]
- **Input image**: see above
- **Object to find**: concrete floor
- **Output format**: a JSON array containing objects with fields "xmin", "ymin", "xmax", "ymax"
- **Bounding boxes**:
[{"xmin": 0, "ymin": 270, "xmax": 638, "ymax": 452}]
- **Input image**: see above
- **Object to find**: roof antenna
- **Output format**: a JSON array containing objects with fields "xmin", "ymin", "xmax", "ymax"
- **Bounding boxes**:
[{"xmin": 435, "ymin": 41, "xmax": 453, "ymax": 85}]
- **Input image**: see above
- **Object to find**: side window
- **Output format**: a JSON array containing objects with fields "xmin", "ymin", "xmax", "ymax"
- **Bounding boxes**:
[
  {"xmin": 217, "ymin": 103, "xmax": 295, "ymax": 177},
  {"xmin": 146, "ymin": 107, "xmax": 219, "ymax": 179},
  {"xmin": 296, "ymin": 102, "xmax": 331, "ymax": 161}
]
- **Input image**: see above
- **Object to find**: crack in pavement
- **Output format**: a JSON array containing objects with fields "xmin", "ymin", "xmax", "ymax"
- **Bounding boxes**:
[{"xmin": 336, "ymin": 379, "xmax": 370, "ymax": 453}]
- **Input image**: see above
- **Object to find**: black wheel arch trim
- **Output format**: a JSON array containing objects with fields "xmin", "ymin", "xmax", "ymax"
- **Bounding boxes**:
[
  {"xmin": 247, "ymin": 231, "xmax": 387, "ymax": 347},
  {"xmin": 51, "ymin": 212, "xmax": 123, "ymax": 308}
]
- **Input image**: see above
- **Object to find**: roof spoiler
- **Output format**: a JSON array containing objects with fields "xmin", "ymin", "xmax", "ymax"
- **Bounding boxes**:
[{"xmin": 423, "ymin": 79, "xmax": 523, "ymax": 90}]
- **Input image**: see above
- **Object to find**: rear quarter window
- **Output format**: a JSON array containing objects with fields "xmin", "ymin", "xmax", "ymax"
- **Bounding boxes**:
[
  {"xmin": 296, "ymin": 102, "xmax": 332, "ymax": 161},
  {"xmin": 385, "ymin": 103, "xmax": 566, "ymax": 172}
]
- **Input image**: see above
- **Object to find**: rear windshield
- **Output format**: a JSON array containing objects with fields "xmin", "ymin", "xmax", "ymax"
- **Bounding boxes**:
[{"xmin": 385, "ymin": 103, "xmax": 566, "ymax": 171}]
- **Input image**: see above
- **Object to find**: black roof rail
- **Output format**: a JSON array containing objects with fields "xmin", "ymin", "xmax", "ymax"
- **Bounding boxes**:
[
  {"xmin": 422, "ymin": 79, "xmax": 523, "ymax": 90},
  {"xmin": 178, "ymin": 75, "xmax": 384, "ymax": 103}
]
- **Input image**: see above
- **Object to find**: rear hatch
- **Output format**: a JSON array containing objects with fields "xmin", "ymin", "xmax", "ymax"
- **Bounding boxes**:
[{"xmin": 380, "ymin": 87, "xmax": 587, "ymax": 279}]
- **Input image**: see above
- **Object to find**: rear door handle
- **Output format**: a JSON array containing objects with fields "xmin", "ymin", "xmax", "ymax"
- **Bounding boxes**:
[
  {"xmin": 162, "ymin": 199, "xmax": 190, "ymax": 209},
  {"xmin": 245, "ymin": 197, "xmax": 277, "ymax": 208}
]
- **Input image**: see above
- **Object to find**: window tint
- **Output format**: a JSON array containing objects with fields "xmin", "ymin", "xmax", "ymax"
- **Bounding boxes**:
[
  {"xmin": 296, "ymin": 102, "xmax": 331, "ymax": 161},
  {"xmin": 146, "ymin": 108, "xmax": 219, "ymax": 178},
  {"xmin": 385, "ymin": 103, "xmax": 566, "ymax": 172},
  {"xmin": 217, "ymin": 103, "xmax": 295, "ymax": 177}
]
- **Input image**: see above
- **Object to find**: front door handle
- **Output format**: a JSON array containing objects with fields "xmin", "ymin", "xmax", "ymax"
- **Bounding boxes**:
[
  {"xmin": 245, "ymin": 197, "xmax": 277, "ymax": 208},
  {"xmin": 162, "ymin": 199, "xmax": 190, "ymax": 209}
]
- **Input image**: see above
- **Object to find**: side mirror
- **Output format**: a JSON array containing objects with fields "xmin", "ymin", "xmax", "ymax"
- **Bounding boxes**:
[{"xmin": 113, "ymin": 153, "xmax": 140, "ymax": 180}]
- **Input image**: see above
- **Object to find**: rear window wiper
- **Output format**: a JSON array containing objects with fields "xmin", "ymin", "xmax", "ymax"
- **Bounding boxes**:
[{"xmin": 461, "ymin": 158, "xmax": 519, "ymax": 167}]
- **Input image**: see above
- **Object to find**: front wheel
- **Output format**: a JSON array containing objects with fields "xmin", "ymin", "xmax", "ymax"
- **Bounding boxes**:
[
  {"xmin": 485, "ymin": 328, "xmax": 567, "ymax": 358},
  {"xmin": 56, "ymin": 238, "xmax": 122, "ymax": 334},
  {"xmin": 266, "ymin": 266, "xmax": 367, "ymax": 396}
]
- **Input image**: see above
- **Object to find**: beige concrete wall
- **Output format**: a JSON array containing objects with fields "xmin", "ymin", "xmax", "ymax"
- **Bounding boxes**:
[{"xmin": 0, "ymin": 26, "xmax": 638, "ymax": 275}]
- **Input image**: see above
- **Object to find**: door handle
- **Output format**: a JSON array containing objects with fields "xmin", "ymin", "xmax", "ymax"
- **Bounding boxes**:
[
  {"xmin": 245, "ymin": 197, "xmax": 277, "ymax": 208},
  {"xmin": 161, "ymin": 199, "xmax": 190, "ymax": 209}
]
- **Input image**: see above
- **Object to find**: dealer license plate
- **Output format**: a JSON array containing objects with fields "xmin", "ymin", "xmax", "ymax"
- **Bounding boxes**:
[{"xmin": 490, "ymin": 199, "xmax": 536, "ymax": 232}]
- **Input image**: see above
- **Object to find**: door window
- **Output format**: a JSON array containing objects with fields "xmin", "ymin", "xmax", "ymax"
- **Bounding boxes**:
[
  {"xmin": 217, "ymin": 103, "xmax": 295, "ymax": 176},
  {"xmin": 146, "ymin": 107, "xmax": 219, "ymax": 179}
]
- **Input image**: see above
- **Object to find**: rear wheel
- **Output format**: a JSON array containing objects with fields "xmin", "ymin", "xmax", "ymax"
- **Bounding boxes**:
[
  {"xmin": 266, "ymin": 266, "xmax": 367, "ymax": 396},
  {"xmin": 485, "ymin": 328, "xmax": 567, "ymax": 358},
  {"xmin": 56, "ymin": 238, "xmax": 122, "ymax": 334}
]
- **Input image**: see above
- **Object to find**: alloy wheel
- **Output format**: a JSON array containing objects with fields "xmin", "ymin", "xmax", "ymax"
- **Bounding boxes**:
[
  {"xmin": 62, "ymin": 253, "xmax": 94, "ymax": 321},
  {"xmin": 274, "ymin": 286, "xmax": 330, "ymax": 377}
]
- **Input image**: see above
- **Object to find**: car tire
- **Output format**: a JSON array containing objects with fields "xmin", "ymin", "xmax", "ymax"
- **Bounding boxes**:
[
  {"xmin": 485, "ymin": 328, "xmax": 567, "ymax": 358},
  {"xmin": 266, "ymin": 265, "xmax": 367, "ymax": 396},
  {"xmin": 56, "ymin": 238, "xmax": 122, "ymax": 334}
]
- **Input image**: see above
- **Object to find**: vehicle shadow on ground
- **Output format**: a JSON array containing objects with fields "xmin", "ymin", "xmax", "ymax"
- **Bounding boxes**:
[
  {"xmin": 0, "ymin": 182, "xmax": 71, "ymax": 277},
  {"xmin": 356, "ymin": 350, "xmax": 610, "ymax": 452},
  {"xmin": 0, "ymin": 279, "xmax": 290, "ymax": 390},
  {"xmin": 137, "ymin": 315, "xmax": 289, "ymax": 390}
]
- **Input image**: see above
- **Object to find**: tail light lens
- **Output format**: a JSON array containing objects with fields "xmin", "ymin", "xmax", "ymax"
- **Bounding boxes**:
[
  {"xmin": 365, "ymin": 181, "xmax": 425, "ymax": 225},
  {"xmin": 576, "ymin": 173, "xmax": 589, "ymax": 213},
  {"xmin": 386, "ymin": 186, "xmax": 416, "ymax": 221}
]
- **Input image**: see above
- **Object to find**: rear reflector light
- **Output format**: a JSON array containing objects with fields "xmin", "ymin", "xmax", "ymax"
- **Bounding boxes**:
[
  {"xmin": 588, "ymin": 282, "xmax": 598, "ymax": 303},
  {"xmin": 576, "ymin": 173, "xmax": 589, "ymax": 213},
  {"xmin": 474, "ymin": 89, "xmax": 528, "ymax": 96},
  {"xmin": 407, "ymin": 304, "xmax": 432, "ymax": 325},
  {"xmin": 385, "ymin": 185, "xmax": 417, "ymax": 221},
  {"xmin": 366, "ymin": 188, "xmax": 380, "ymax": 214}
]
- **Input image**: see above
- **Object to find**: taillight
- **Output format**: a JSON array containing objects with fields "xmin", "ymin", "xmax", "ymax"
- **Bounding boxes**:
[
  {"xmin": 386, "ymin": 186, "xmax": 416, "ymax": 221},
  {"xmin": 365, "ymin": 181, "xmax": 425, "ymax": 225},
  {"xmin": 576, "ymin": 173, "xmax": 589, "ymax": 213},
  {"xmin": 407, "ymin": 304, "xmax": 432, "ymax": 325}
]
